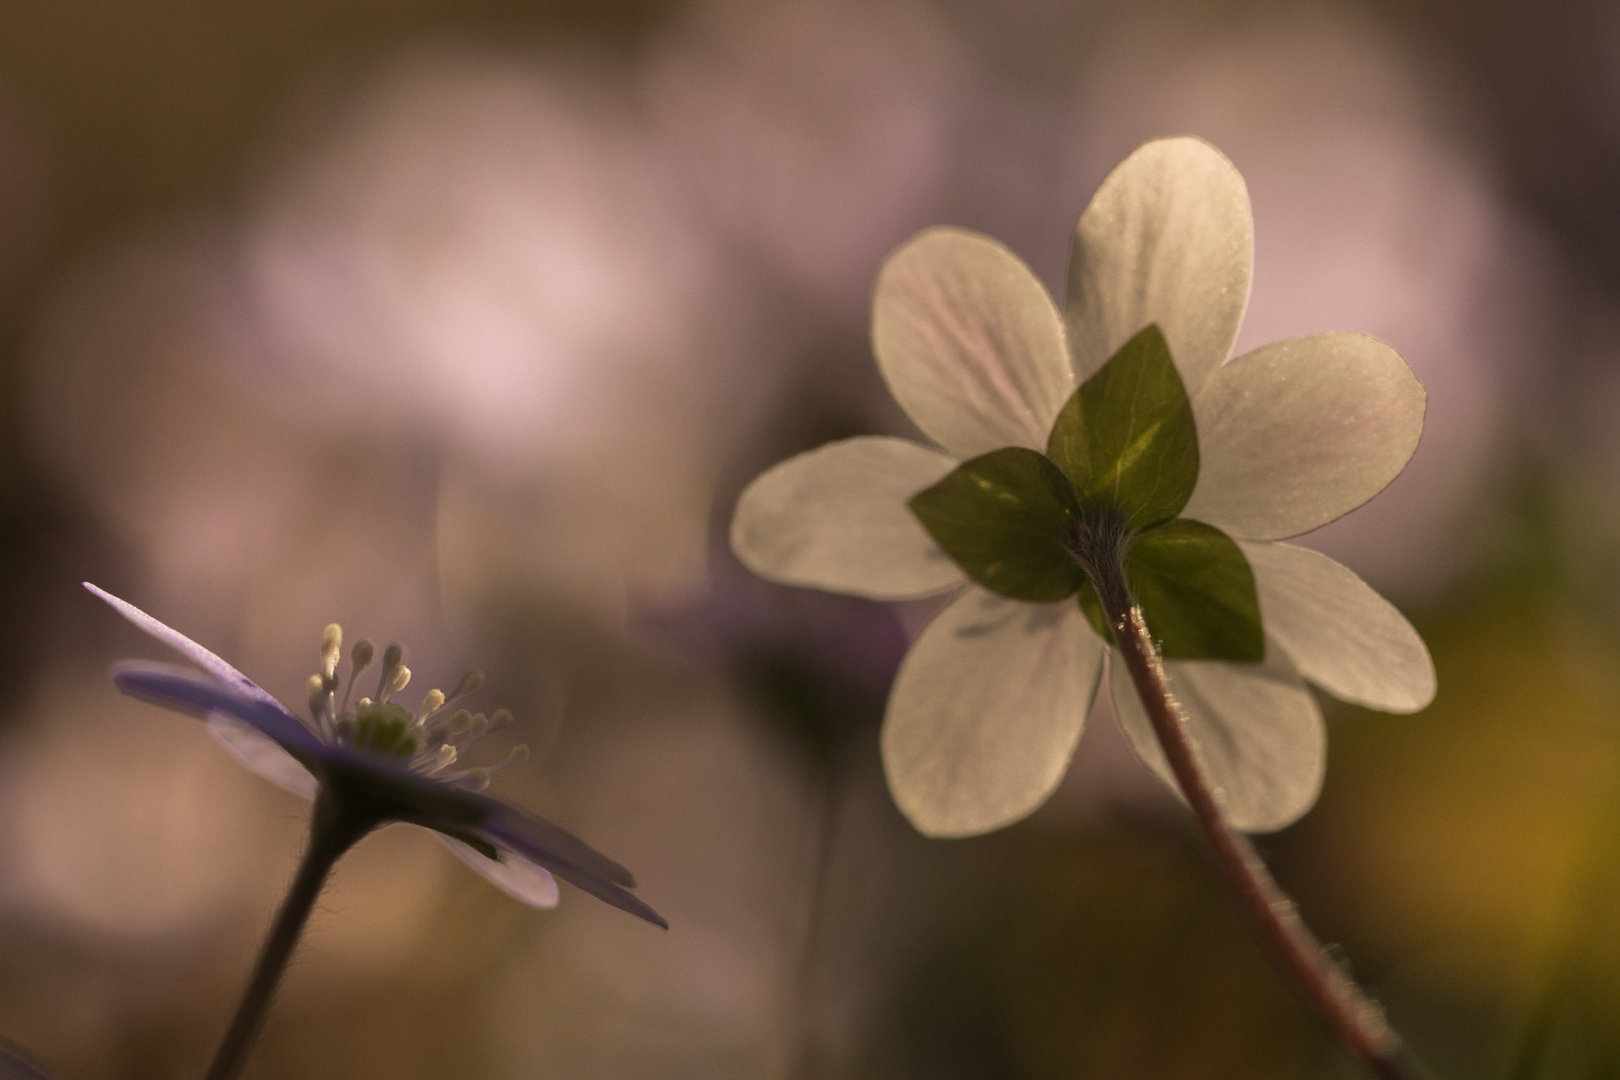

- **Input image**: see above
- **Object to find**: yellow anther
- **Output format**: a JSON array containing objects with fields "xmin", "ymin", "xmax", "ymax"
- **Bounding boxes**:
[
  {"xmin": 490, "ymin": 708, "xmax": 514, "ymax": 730},
  {"xmin": 420, "ymin": 744, "xmax": 457, "ymax": 772},
  {"xmin": 306, "ymin": 674, "xmax": 327, "ymax": 718},
  {"xmin": 320, "ymin": 624, "xmax": 343, "ymax": 677},
  {"xmin": 419, "ymin": 688, "xmax": 445, "ymax": 719},
  {"xmin": 391, "ymin": 665, "xmax": 412, "ymax": 695},
  {"xmin": 506, "ymin": 744, "xmax": 530, "ymax": 765}
]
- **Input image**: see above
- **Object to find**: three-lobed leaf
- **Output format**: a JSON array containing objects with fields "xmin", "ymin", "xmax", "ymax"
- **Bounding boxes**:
[
  {"xmin": 1070, "ymin": 519, "xmax": 1263, "ymax": 663},
  {"xmin": 910, "ymin": 323, "xmax": 1261, "ymax": 663},
  {"xmin": 1046, "ymin": 323, "xmax": 1199, "ymax": 530},
  {"xmin": 909, "ymin": 448, "xmax": 1086, "ymax": 602},
  {"xmin": 1126, "ymin": 519, "xmax": 1263, "ymax": 661}
]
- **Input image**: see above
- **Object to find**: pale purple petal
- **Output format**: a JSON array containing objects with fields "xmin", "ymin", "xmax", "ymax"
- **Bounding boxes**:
[
  {"xmin": 476, "ymin": 820, "xmax": 665, "ymax": 928},
  {"xmin": 206, "ymin": 712, "xmax": 320, "ymax": 799},
  {"xmin": 438, "ymin": 834, "xmax": 559, "ymax": 908},
  {"xmin": 85, "ymin": 583, "xmax": 296, "ymax": 717},
  {"xmin": 111, "ymin": 662, "xmax": 326, "ymax": 757},
  {"xmin": 0, "ymin": 1042, "xmax": 52, "ymax": 1080},
  {"xmin": 375, "ymin": 775, "xmax": 665, "ymax": 928},
  {"xmin": 466, "ymin": 793, "xmax": 635, "ymax": 887},
  {"xmin": 473, "ymin": 805, "xmax": 665, "ymax": 928}
]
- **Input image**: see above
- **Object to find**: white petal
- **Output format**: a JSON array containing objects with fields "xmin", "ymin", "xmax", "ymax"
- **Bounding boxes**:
[
  {"xmin": 438, "ymin": 834, "xmax": 559, "ymax": 909},
  {"xmin": 1109, "ymin": 643, "xmax": 1324, "ymax": 833},
  {"xmin": 872, "ymin": 227, "xmax": 1073, "ymax": 457},
  {"xmin": 732, "ymin": 436, "xmax": 966, "ymax": 599},
  {"xmin": 882, "ymin": 588, "xmax": 1104, "ymax": 837},
  {"xmin": 205, "ymin": 711, "xmax": 318, "ymax": 800},
  {"xmin": 1065, "ymin": 137, "xmax": 1252, "ymax": 395},
  {"xmin": 1241, "ymin": 541, "xmax": 1434, "ymax": 713},
  {"xmin": 1182, "ymin": 333, "xmax": 1425, "ymax": 540}
]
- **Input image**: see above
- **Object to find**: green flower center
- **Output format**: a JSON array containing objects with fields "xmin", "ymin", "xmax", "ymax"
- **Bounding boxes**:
[{"xmin": 351, "ymin": 701, "xmax": 420, "ymax": 758}]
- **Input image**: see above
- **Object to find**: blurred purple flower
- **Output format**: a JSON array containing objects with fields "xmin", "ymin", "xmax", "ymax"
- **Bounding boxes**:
[
  {"xmin": 644, "ymin": 547, "xmax": 911, "ymax": 763},
  {"xmin": 0, "ymin": 1041, "xmax": 50, "ymax": 1080},
  {"xmin": 85, "ymin": 582, "xmax": 664, "ymax": 928}
]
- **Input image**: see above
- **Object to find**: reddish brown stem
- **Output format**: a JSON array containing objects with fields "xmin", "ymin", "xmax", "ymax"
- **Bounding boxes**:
[{"xmin": 1104, "ymin": 598, "xmax": 1426, "ymax": 1080}]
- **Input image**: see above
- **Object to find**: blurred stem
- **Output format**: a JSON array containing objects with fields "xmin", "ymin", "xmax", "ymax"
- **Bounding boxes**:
[
  {"xmin": 1095, "ymin": 574, "xmax": 1427, "ymax": 1080},
  {"xmin": 203, "ymin": 788, "xmax": 374, "ymax": 1080},
  {"xmin": 1505, "ymin": 972, "xmax": 1566, "ymax": 1080},
  {"xmin": 790, "ymin": 759, "xmax": 845, "ymax": 1080},
  {"xmin": 1505, "ymin": 720, "xmax": 1620, "ymax": 1080}
]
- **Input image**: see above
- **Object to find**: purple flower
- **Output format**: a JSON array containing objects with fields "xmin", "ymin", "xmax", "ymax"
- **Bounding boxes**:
[
  {"xmin": 86, "ymin": 583, "xmax": 664, "ymax": 928},
  {"xmin": 0, "ymin": 1041, "xmax": 52, "ymax": 1080}
]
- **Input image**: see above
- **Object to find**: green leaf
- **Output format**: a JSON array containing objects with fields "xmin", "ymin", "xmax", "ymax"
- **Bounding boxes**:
[
  {"xmin": 909, "ymin": 448, "xmax": 1086, "ymax": 602},
  {"xmin": 1076, "ymin": 581, "xmax": 1112, "ymax": 643},
  {"xmin": 1046, "ymin": 323, "xmax": 1199, "ymax": 530},
  {"xmin": 1127, "ymin": 519, "xmax": 1263, "ymax": 661}
]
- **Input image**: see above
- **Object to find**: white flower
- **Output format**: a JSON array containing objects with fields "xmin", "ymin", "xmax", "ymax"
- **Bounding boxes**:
[
  {"xmin": 731, "ymin": 137, "xmax": 1435, "ymax": 838},
  {"xmin": 86, "ymin": 583, "xmax": 665, "ymax": 926}
]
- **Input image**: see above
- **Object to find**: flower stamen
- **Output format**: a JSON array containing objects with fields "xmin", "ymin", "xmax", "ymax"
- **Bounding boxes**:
[
  {"xmin": 416, "ymin": 688, "xmax": 445, "ymax": 719},
  {"xmin": 301, "ymin": 628, "xmax": 531, "ymax": 783},
  {"xmin": 340, "ymin": 640, "xmax": 374, "ymax": 716},
  {"xmin": 375, "ymin": 644, "xmax": 404, "ymax": 702},
  {"xmin": 439, "ymin": 744, "xmax": 529, "ymax": 791}
]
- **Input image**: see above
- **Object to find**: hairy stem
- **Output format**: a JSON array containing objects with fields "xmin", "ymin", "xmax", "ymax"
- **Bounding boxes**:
[
  {"xmin": 203, "ymin": 788, "xmax": 374, "ymax": 1080},
  {"xmin": 1096, "ymin": 574, "xmax": 1426, "ymax": 1080}
]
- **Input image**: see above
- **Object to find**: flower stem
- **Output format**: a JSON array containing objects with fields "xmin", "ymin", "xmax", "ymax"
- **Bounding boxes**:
[
  {"xmin": 789, "ymin": 762, "xmax": 845, "ymax": 1080},
  {"xmin": 1097, "ymin": 586, "xmax": 1427, "ymax": 1080},
  {"xmin": 203, "ymin": 788, "xmax": 375, "ymax": 1080}
]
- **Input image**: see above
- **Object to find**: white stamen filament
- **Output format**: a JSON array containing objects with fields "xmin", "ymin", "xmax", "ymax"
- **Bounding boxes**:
[
  {"xmin": 418, "ymin": 743, "xmax": 457, "ymax": 773},
  {"xmin": 435, "ymin": 743, "xmax": 529, "ymax": 788},
  {"xmin": 341, "ymin": 640, "xmax": 374, "ymax": 715},
  {"xmin": 306, "ymin": 674, "xmax": 328, "ymax": 737},
  {"xmin": 375, "ymin": 644, "xmax": 404, "ymax": 701}
]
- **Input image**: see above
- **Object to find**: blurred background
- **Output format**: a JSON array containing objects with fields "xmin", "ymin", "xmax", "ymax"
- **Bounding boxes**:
[{"xmin": 0, "ymin": 0, "xmax": 1614, "ymax": 1076}]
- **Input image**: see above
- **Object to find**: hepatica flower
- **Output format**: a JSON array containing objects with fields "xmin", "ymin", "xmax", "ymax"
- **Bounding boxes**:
[
  {"xmin": 86, "ymin": 582, "xmax": 664, "ymax": 927},
  {"xmin": 732, "ymin": 137, "xmax": 1436, "ymax": 838}
]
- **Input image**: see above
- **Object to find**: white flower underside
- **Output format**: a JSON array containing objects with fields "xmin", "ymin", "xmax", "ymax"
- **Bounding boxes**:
[{"xmin": 732, "ymin": 137, "xmax": 1435, "ymax": 837}]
